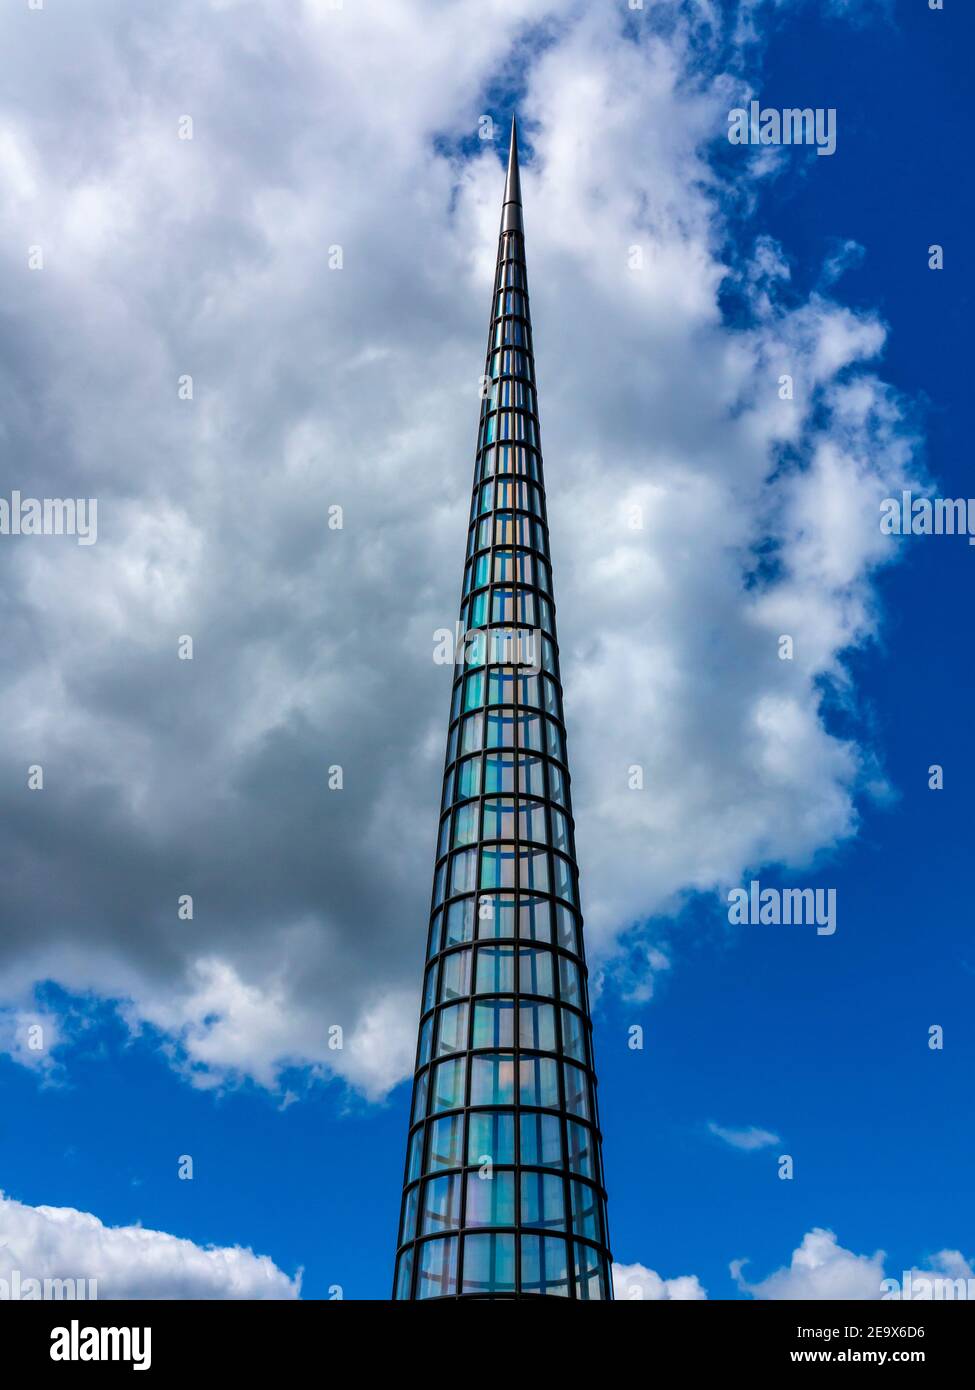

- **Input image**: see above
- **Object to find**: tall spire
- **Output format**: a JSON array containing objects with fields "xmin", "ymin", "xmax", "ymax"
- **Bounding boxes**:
[
  {"xmin": 501, "ymin": 116, "xmax": 523, "ymax": 234},
  {"xmin": 392, "ymin": 117, "xmax": 613, "ymax": 1300}
]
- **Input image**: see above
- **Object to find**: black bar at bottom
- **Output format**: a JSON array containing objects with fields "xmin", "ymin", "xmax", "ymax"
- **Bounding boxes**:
[{"xmin": 2, "ymin": 1299, "xmax": 969, "ymax": 1374}]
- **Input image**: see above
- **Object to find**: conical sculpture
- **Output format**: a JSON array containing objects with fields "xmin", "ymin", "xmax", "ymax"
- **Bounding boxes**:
[{"xmin": 393, "ymin": 120, "xmax": 613, "ymax": 1300}]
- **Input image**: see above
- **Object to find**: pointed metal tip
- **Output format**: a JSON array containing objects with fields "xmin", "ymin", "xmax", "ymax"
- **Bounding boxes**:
[{"xmin": 501, "ymin": 115, "xmax": 523, "ymax": 233}]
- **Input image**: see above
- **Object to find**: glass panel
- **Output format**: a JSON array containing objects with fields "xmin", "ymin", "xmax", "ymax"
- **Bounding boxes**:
[
  {"xmin": 558, "ymin": 954, "xmax": 582, "ymax": 1006},
  {"xmin": 519, "ymin": 1054, "xmax": 559, "ymax": 1107},
  {"xmin": 521, "ymin": 1235, "xmax": 570, "ymax": 1297},
  {"xmin": 486, "ymin": 711, "xmax": 515, "ymax": 749},
  {"xmin": 476, "ymin": 892, "xmax": 516, "ymax": 938},
  {"xmin": 400, "ymin": 1185, "xmax": 419, "ymax": 1244},
  {"xmin": 520, "ymin": 672, "xmax": 540, "ymax": 707},
  {"xmin": 475, "ymin": 895, "xmax": 514, "ymax": 939},
  {"xmin": 427, "ymin": 1114, "xmax": 464, "ymax": 1172},
  {"xmin": 553, "ymin": 852, "xmax": 575, "ymax": 904},
  {"xmin": 566, "ymin": 1120, "xmax": 596, "ymax": 1180},
  {"xmin": 520, "ymin": 1170, "xmax": 565, "ymax": 1230},
  {"xmin": 488, "ymin": 667, "xmax": 516, "ymax": 705},
  {"xmin": 427, "ymin": 909, "xmax": 443, "ymax": 959},
  {"xmin": 574, "ymin": 1243, "xmax": 606, "ymax": 1301},
  {"xmin": 482, "ymin": 798, "xmax": 515, "ymax": 840},
  {"xmin": 416, "ymin": 1236, "xmax": 458, "ymax": 1299},
  {"xmin": 430, "ymin": 1056, "xmax": 465, "ymax": 1113},
  {"xmin": 436, "ymin": 1002, "xmax": 469, "ymax": 1055},
  {"xmin": 470, "ymin": 591, "xmax": 488, "ymax": 627},
  {"xmin": 411, "ymin": 1070, "xmax": 428, "ymax": 1124},
  {"xmin": 407, "ymin": 1126, "xmax": 424, "ymax": 1183},
  {"xmin": 570, "ymin": 1180, "xmax": 602, "ymax": 1242},
  {"xmin": 470, "ymin": 1053, "xmax": 515, "ymax": 1106},
  {"xmin": 467, "ymin": 1110, "xmax": 515, "ymax": 1166},
  {"xmin": 518, "ymin": 755, "xmax": 546, "ymax": 797},
  {"xmin": 561, "ymin": 1008, "xmax": 586, "ymax": 1063},
  {"xmin": 563, "ymin": 1062, "xmax": 590, "ymax": 1120},
  {"xmin": 460, "ymin": 713, "xmax": 483, "ymax": 754},
  {"xmin": 491, "ymin": 589, "xmax": 513, "ymax": 623},
  {"xmin": 473, "ymin": 999, "xmax": 515, "ymax": 1048},
  {"xmin": 452, "ymin": 802, "xmax": 479, "ymax": 847},
  {"xmin": 555, "ymin": 905, "xmax": 578, "ymax": 954},
  {"xmin": 519, "ymin": 947, "xmax": 555, "ymax": 997},
  {"xmin": 463, "ymin": 671, "xmax": 484, "ymax": 711},
  {"xmin": 465, "ymin": 1170, "xmax": 515, "ymax": 1227},
  {"xmin": 518, "ymin": 896, "xmax": 552, "ymax": 942},
  {"xmin": 444, "ymin": 898, "xmax": 475, "ymax": 947},
  {"xmin": 456, "ymin": 755, "xmax": 481, "ymax": 800},
  {"xmin": 461, "ymin": 1233, "xmax": 516, "ymax": 1295},
  {"xmin": 484, "ymin": 752, "xmax": 516, "ymax": 794},
  {"xmin": 519, "ymin": 1001, "xmax": 556, "ymax": 1051},
  {"xmin": 451, "ymin": 848, "xmax": 478, "ymax": 895},
  {"xmin": 433, "ymin": 862, "xmax": 446, "ymax": 908},
  {"xmin": 520, "ymin": 1111, "xmax": 562, "ymax": 1168},
  {"xmin": 420, "ymin": 1173, "xmax": 461, "ymax": 1235},
  {"xmin": 517, "ymin": 713, "xmax": 542, "ymax": 750},
  {"xmin": 476, "ymin": 944, "xmax": 515, "ymax": 994},
  {"xmin": 480, "ymin": 844, "xmax": 515, "ymax": 890},
  {"xmin": 518, "ymin": 849, "xmax": 549, "ymax": 894},
  {"xmin": 440, "ymin": 949, "xmax": 472, "ymax": 1000},
  {"xmin": 423, "ymin": 962, "xmax": 438, "ymax": 1013},
  {"xmin": 394, "ymin": 1248, "xmax": 414, "ymax": 1300},
  {"xmin": 417, "ymin": 1014, "xmax": 433, "ymax": 1067},
  {"xmin": 520, "ymin": 800, "xmax": 547, "ymax": 842}
]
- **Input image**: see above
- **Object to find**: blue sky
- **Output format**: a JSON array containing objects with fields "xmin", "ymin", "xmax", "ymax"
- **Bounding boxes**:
[{"xmin": 0, "ymin": 0, "xmax": 971, "ymax": 1300}]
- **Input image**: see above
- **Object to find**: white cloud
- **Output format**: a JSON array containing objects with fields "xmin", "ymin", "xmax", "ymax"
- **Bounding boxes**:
[
  {"xmin": 736, "ymin": 1231, "xmax": 975, "ymax": 1301},
  {"xmin": 733, "ymin": 1228, "xmax": 887, "ymax": 1300},
  {"xmin": 613, "ymin": 1261, "xmax": 707, "ymax": 1301},
  {"xmin": 708, "ymin": 1122, "xmax": 780, "ymax": 1151},
  {"xmin": 0, "ymin": 1192, "xmax": 300, "ymax": 1300},
  {"xmin": 0, "ymin": 1005, "xmax": 62, "ymax": 1077},
  {"xmin": 889, "ymin": 1251, "xmax": 975, "ymax": 1301},
  {"xmin": 622, "ymin": 1230, "xmax": 974, "ymax": 1303},
  {"xmin": 0, "ymin": 0, "xmax": 922, "ymax": 1098}
]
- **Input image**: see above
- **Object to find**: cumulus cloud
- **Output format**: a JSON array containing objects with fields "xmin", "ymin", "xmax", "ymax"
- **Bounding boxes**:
[
  {"xmin": 621, "ymin": 1230, "xmax": 974, "ymax": 1302},
  {"xmin": 0, "ymin": 1192, "xmax": 300, "ymax": 1300},
  {"xmin": 732, "ymin": 1228, "xmax": 887, "ymax": 1300},
  {"xmin": 613, "ymin": 1261, "xmax": 707, "ymax": 1301},
  {"xmin": 888, "ymin": 1251, "xmax": 975, "ymax": 1301},
  {"xmin": 0, "ymin": 0, "xmax": 921, "ymax": 1097},
  {"xmin": 708, "ymin": 1122, "xmax": 780, "ymax": 1150}
]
